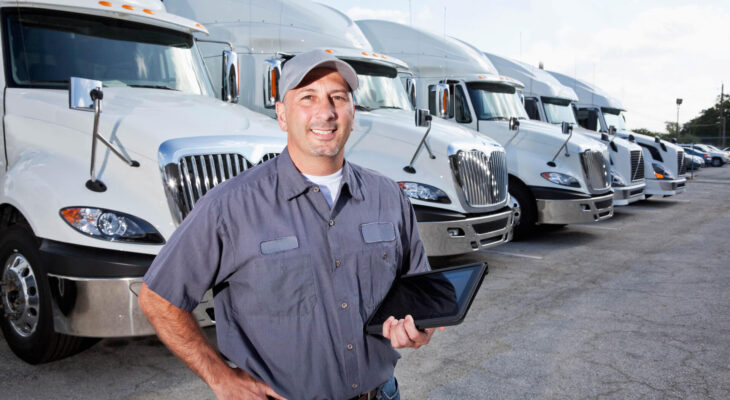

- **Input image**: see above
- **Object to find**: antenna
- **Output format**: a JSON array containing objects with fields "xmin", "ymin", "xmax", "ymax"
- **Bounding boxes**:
[
  {"xmin": 519, "ymin": 32, "xmax": 522, "ymax": 61},
  {"xmin": 409, "ymin": 0, "xmax": 412, "ymax": 26}
]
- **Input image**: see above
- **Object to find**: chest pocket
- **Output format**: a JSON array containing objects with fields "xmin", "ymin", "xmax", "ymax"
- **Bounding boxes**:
[
  {"xmin": 358, "ymin": 222, "xmax": 399, "ymax": 318},
  {"xmin": 229, "ymin": 248, "xmax": 316, "ymax": 318}
]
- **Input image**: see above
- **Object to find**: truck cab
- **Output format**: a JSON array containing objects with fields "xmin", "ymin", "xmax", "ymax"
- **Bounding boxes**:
[
  {"xmin": 485, "ymin": 53, "xmax": 647, "ymax": 206},
  {"xmin": 357, "ymin": 19, "xmax": 614, "ymax": 238},
  {"xmin": 549, "ymin": 71, "xmax": 687, "ymax": 197},
  {"xmin": 0, "ymin": 0, "xmax": 286, "ymax": 363},
  {"xmin": 165, "ymin": 0, "xmax": 515, "ymax": 256}
]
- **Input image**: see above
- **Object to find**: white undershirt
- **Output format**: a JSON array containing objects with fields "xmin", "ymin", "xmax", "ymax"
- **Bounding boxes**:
[{"xmin": 302, "ymin": 168, "xmax": 343, "ymax": 208}]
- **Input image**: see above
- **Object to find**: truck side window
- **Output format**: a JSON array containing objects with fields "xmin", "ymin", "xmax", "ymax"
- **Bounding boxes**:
[
  {"xmin": 454, "ymin": 86, "xmax": 472, "ymax": 123},
  {"xmin": 428, "ymin": 85, "xmax": 437, "ymax": 115},
  {"xmin": 524, "ymin": 98, "xmax": 540, "ymax": 120},
  {"xmin": 576, "ymin": 108, "xmax": 599, "ymax": 131}
]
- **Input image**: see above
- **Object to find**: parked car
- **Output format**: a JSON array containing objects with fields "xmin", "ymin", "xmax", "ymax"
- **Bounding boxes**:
[
  {"xmin": 685, "ymin": 154, "xmax": 704, "ymax": 171},
  {"xmin": 680, "ymin": 144, "xmax": 727, "ymax": 167},
  {"xmin": 682, "ymin": 147, "xmax": 711, "ymax": 166}
]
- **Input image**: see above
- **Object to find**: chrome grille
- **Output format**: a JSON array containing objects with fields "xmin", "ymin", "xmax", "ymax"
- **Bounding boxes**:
[
  {"xmin": 677, "ymin": 151, "xmax": 687, "ymax": 175},
  {"xmin": 450, "ymin": 150, "xmax": 508, "ymax": 207},
  {"xmin": 163, "ymin": 152, "xmax": 279, "ymax": 221},
  {"xmin": 630, "ymin": 150, "xmax": 645, "ymax": 181},
  {"xmin": 581, "ymin": 150, "xmax": 610, "ymax": 191}
]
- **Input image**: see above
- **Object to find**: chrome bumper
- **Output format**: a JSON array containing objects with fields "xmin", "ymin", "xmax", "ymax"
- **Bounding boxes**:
[
  {"xmin": 536, "ymin": 193, "xmax": 614, "ymax": 224},
  {"xmin": 47, "ymin": 274, "xmax": 214, "ymax": 337},
  {"xmin": 645, "ymin": 177, "xmax": 687, "ymax": 196},
  {"xmin": 417, "ymin": 208, "xmax": 514, "ymax": 257},
  {"xmin": 613, "ymin": 182, "xmax": 646, "ymax": 206}
]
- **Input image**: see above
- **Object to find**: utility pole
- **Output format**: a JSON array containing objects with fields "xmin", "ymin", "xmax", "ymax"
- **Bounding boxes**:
[
  {"xmin": 676, "ymin": 98, "xmax": 682, "ymax": 142},
  {"xmin": 721, "ymin": 84, "xmax": 726, "ymax": 147}
]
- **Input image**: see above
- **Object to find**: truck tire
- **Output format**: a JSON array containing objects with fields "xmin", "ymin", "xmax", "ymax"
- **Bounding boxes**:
[
  {"xmin": 0, "ymin": 226, "xmax": 97, "ymax": 364},
  {"xmin": 712, "ymin": 157, "xmax": 722, "ymax": 167},
  {"xmin": 508, "ymin": 180, "xmax": 538, "ymax": 240}
]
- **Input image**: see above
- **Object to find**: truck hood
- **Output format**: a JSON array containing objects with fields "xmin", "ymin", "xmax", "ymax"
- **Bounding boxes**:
[
  {"xmin": 348, "ymin": 108, "xmax": 502, "ymax": 156},
  {"xmin": 6, "ymin": 87, "xmax": 285, "ymax": 162},
  {"xmin": 511, "ymin": 118, "xmax": 604, "ymax": 154}
]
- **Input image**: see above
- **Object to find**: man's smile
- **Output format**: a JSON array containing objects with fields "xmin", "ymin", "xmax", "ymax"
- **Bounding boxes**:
[{"xmin": 310, "ymin": 127, "xmax": 337, "ymax": 139}]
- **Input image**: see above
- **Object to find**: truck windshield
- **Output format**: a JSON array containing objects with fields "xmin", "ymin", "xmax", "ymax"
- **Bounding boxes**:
[
  {"xmin": 347, "ymin": 60, "xmax": 412, "ymax": 111},
  {"xmin": 3, "ymin": 8, "xmax": 213, "ymax": 95},
  {"xmin": 542, "ymin": 97, "xmax": 577, "ymax": 125},
  {"xmin": 466, "ymin": 82, "xmax": 527, "ymax": 121},
  {"xmin": 602, "ymin": 108, "xmax": 627, "ymax": 131}
]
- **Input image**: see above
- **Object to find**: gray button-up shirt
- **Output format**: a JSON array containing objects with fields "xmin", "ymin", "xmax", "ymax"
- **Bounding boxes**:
[{"xmin": 144, "ymin": 148, "xmax": 429, "ymax": 400}]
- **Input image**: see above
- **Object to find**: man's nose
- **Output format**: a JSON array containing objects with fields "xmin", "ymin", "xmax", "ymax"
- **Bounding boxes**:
[{"xmin": 313, "ymin": 97, "xmax": 337, "ymax": 121}]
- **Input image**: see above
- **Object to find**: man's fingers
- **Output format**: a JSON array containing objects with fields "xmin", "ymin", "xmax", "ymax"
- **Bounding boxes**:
[
  {"xmin": 264, "ymin": 386, "xmax": 287, "ymax": 400},
  {"xmin": 403, "ymin": 315, "xmax": 427, "ymax": 344},
  {"xmin": 382, "ymin": 316, "xmax": 395, "ymax": 338}
]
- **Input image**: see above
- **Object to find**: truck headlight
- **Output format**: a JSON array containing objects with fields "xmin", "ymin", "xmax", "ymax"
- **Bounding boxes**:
[
  {"xmin": 60, "ymin": 207, "xmax": 164, "ymax": 244},
  {"xmin": 610, "ymin": 171, "xmax": 626, "ymax": 187},
  {"xmin": 398, "ymin": 182, "xmax": 451, "ymax": 203},
  {"xmin": 540, "ymin": 172, "xmax": 580, "ymax": 188},
  {"xmin": 651, "ymin": 162, "xmax": 675, "ymax": 180}
]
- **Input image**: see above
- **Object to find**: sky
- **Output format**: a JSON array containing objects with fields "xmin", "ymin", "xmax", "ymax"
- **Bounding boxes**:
[{"xmin": 317, "ymin": 0, "xmax": 730, "ymax": 132}]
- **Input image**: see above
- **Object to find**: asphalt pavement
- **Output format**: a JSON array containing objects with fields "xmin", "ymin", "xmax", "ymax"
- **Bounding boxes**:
[{"xmin": 1, "ymin": 166, "xmax": 729, "ymax": 400}]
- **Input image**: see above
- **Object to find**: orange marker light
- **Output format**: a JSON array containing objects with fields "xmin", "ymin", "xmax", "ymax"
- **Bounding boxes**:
[
  {"xmin": 361, "ymin": 51, "xmax": 368, "ymax": 56},
  {"xmin": 61, "ymin": 208, "xmax": 82, "ymax": 225},
  {"xmin": 122, "ymin": 4, "xmax": 134, "ymax": 10},
  {"xmin": 196, "ymin": 23, "xmax": 205, "ymax": 29},
  {"xmin": 372, "ymin": 53, "xmax": 379, "ymax": 57},
  {"xmin": 325, "ymin": 49, "xmax": 334, "ymax": 54},
  {"xmin": 655, "ymin": 172, "xmax": 664, "ymax": 179},
  {"xmin": 271, "ymin": 70, "xmax": 277, "ymax": 99},
  {"xmin": 99, "ymin": 1, "xmax": 112, "ymax": 6},
  {"xmin": 143, "ymin": 9, "xmax": 154, "ymax": 14},
  {"xmin": 478, "ymin": 75, "xmax": 485, "ymax": 79},
  {"xmin": 381, "ymin": 55, "xmax": 387, "ymax": 59},
  {"xmin": 442, "ymin": 91, "xmax": 448, "ymax": 113}
]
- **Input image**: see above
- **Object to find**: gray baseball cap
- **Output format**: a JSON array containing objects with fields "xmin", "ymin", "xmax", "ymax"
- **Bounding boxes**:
[{"xmin": 278, "ymin": 49, "xmax": 359, "ymax": 101}]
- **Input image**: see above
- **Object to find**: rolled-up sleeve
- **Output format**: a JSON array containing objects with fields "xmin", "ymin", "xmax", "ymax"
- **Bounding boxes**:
[
  {"xmin": 398, "ymin": 190, "xmax": 430, "ymax": 275},
  {"xmin": 144, "ymin": 194, "xmax": 224, "ymax": 311}
]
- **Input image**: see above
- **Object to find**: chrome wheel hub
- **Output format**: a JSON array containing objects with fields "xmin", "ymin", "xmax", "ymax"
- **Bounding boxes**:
[
  {"xmin": 510, "ymin": 195, "xmax": 522, "ymax": 227},
  {"xmin": 1, "ymin": 253, "xmax": 39, "ymax": 337}
]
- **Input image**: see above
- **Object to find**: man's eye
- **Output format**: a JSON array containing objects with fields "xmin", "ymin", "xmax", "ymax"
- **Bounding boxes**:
[{"xmin": 332, "ymin": 95, "xmax": 348, "ymax": 102}]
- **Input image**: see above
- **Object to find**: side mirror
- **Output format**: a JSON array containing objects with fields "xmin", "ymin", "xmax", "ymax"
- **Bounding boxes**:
[
  {"xmin": 415, "ymin": 108, "xmax": 431, "ymax": 127},
  {"xmin": 561, "ymin": 121, "xmax": 573, "ymax": 135},
  {"xmin": 601, "ymin": 133, "xmax": 609, "ymax": 141},
  {"xmin": 432, "ymin": 83, "xmax": 450, "ymax": 118},
  {"xmin": 608, "ymin": 125, "xmax": 617, "ymax": 136},
  {"xmin": 221, "ymin": 50, "xmax": 239, "ymax": 103},
  {"xmin": 628, "ymin": 134, "xmax": 636, "ymax": 143},
  {"xmin": 405, "ymin": 77, "xmax": 417, "ymax": 108},
  {"xmin": 654, "ymin": 136, "xmax": 661, "ymax": 144},
  {"xmin": 671, "ymin": 138, "xmax": 678, "ymax": 144},
  {"xmin": 69, "ymin": 77, "xmax": 102, "ymax": 111},
  {"xmin": 264, "ymin": 58, "xmax": 283, "ymax": 107},
  {"xmin": 509, "ymin": 117, "xmax": 520, "ymax": 131}
]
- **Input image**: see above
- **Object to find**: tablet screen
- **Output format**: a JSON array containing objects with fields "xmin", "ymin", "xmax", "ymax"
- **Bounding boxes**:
[{"xmin": 366, "ymin": 263, "xmax": 486, "ymax": 332}]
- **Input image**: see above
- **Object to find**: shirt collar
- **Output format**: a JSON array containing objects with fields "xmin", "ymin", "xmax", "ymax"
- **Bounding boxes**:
[{"xmin": 277, "ymin": 147, "xmax": 364, "ymax": 202}]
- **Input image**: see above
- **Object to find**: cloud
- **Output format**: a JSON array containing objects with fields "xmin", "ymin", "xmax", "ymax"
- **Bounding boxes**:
[{"xmin": 521, "ymin": 4, "xmax": 730, "ymax": 131}]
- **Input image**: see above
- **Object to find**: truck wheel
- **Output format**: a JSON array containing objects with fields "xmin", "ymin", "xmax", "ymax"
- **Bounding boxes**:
[
  {"xmin": 0, "ymin": 226, "xmax": 97, "ymax": 364},
  {"xmin": 509, "ymin": 181, "xmax": 537, "ymax": 240},
  {"xmin": 712, "ymin": 157, "xmax": 722, "ymax": 167}
]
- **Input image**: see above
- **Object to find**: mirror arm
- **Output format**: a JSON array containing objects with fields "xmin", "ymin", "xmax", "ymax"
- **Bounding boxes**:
[
  {"xmin": 404, "ymin": 122, "xmax": 434, "ymax": 173},
  {"xmin": 86, "ymin": 89, "xmax": 139, "ymax": 192},
  {"xmin": 548, "ymin": 130, "xmax": 573, "ymax": 167},
  {"xmin": 505, "ymin": 117, "xmax": 520, "ymax": 146}
]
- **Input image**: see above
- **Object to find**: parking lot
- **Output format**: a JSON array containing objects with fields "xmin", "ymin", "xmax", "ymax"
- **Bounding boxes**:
[{"xmin": 2, "ymin": 167, "xmax": 729, "ymax": 400}]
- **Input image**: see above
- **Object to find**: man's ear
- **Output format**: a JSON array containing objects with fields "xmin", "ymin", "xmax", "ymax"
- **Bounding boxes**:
[{"xmin": 275, "ymin": 101, "xmax": 287, "ymax": 132}]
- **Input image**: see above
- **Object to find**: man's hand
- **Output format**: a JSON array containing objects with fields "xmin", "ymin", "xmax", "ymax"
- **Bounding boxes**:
[
  {"xmin": 138, "ymin": 283, "xmax": 286, "ymax": 400},
  {"xmin": 381, "ymin": 315, "xmax": 444, "ymax": 349},
  {"xmin": 211, "ymin": 367, "xmax": 286, "ymax": 400}
]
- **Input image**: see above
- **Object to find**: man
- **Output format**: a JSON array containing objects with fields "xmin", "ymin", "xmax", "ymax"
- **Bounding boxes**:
[{"xmin": 138, "ymin": 49, "xmax": 439, "ymax": 400}]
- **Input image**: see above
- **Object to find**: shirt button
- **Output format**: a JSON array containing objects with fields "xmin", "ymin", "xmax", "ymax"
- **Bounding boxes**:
[
  {"xmin": 341, "ymin": 302, "xmax": 348, "ymax": 309},
  {"xmin": 347, "ymin": 344, "xmax": 354, "ymax": 350},
  {"xmin": 383, "ymin": 252, "xmax": 388, "ymax": 260},
  {"xmin": 352, "ymin": 383, "xmax": 358, "ymax": 390},
  {"xmin": 328, "ymin": 219, "xmax": 335, "ymax": 227},
  {"xmin": 313, "ymin": 186, "xmax": 320, "ymax": 192},
  {"xmin": 335, "ymin": 259, "xmax": 341, "ymax": 267}
]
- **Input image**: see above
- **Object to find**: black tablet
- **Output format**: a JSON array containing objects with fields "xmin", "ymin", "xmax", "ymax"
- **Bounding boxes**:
[{"xmin": 365, "ymin": 262, "xmax": 488, "ymax": 335}]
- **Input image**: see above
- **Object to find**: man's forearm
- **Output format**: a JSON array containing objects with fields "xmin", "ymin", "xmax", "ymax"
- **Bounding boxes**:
[{"xmin": 138, "ymin": 283, "xmax": 232, "ymax": 386}]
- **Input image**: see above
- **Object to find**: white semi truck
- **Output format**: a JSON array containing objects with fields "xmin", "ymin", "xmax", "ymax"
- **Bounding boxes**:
[
  {"xmin": 485, "ymin": 53, "xmax": 647, "ymax": 206},
  {"xmin": 0, "ymin": 0, "xmax": 287, "ymax": 363},
  {"xmin": 165, "ymin": 0, "xmax": 515, "ymax": 256},
  {"xmin": 357, "ymin": 20, "xmax": 614, "ymax": 238},
  {"xmin": 549, "ymin": 71, "xmax": 687, "ymax": 197}
]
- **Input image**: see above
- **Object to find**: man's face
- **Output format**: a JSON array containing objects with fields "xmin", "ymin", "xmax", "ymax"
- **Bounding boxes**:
[{"xmin": 276, "ymin": 68, "xmax": 354, "ymax": 162}]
